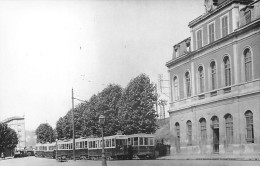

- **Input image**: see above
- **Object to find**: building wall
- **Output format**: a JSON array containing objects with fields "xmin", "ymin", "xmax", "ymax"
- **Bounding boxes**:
[
  {"xmin": 4, "ymin": 118, "xmax": 26, "ymax": 150},
  {"xmin": 170, "ymin": 93, "xmax": 260, "ymax": 155},
  {"xmin": 167, "ymin": 0, "xmax": 260, "ymax": 156}
]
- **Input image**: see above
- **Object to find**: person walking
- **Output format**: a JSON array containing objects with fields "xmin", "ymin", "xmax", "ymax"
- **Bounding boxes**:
[{"xmin": 1, "ymin": 152, "xmax": 5, "ymax": 160}]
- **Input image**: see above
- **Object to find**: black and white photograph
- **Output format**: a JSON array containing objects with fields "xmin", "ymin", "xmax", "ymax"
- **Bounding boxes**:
[{"xmin": 0, "ymin": 0, "xmax": 260, "ymax": 166}]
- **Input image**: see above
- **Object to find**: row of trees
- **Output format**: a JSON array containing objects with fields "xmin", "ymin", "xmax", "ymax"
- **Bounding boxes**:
[
  {"xmin": 0, "ymin": 123, "xmax": 18, "ymax": 152},
  {"xmin": 36, "ymin": 74, "xmax": 158, "ymax": 143}
]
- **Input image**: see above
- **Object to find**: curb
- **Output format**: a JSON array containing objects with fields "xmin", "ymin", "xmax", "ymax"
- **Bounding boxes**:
[{"xmin": 156, "ymin": 157, "xmax": 260, "ymax": 161}]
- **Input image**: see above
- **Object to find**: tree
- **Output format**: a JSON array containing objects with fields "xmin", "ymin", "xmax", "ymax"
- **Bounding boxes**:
[
  {"xmin": 119, "ymin": 74, "xmax": 158, "ymax": 134},
  {"xmin": 35, "ymin": 123, "xmax": 54, "ymax": 143},
  {"xmin": 0, "ymin": 123, "xmax": 18, "ymax": 152}
]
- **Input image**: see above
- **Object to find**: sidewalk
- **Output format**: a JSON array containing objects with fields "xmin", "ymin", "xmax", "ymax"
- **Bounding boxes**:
[{"xmin": 157, "ymin": 154, "xmax": 260, "ymax": 161}]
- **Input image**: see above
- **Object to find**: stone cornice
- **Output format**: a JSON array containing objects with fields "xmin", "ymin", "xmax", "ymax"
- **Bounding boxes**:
[{"xmin": 188, "ymin": 0, "xmax": 252, "ymax": 28}]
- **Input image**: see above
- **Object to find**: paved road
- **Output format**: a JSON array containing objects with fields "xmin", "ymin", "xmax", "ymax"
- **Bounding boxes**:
[{"xmin": 0, "ymin": 156, "xmax": 260, "ymax": 166}]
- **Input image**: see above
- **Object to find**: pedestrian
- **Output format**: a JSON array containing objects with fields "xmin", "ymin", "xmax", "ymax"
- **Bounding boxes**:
[{"xmin": 1, "ymin": 152, "xmax": 5, "ymax": 160}]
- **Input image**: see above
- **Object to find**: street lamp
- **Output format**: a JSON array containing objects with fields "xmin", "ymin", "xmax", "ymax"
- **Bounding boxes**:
[
  {"xmin": 99, "ymin": 114, "xmax": 107, "ymax": 166},
  {"xmin": 55, "ymin": 139, "xmax": 58, "ymax": 160}
]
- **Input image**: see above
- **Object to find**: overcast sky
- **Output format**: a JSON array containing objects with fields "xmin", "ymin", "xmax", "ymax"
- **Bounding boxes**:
[{"xmin": 0, "ymin": 0, "xmax": 204, "ymax": 131}]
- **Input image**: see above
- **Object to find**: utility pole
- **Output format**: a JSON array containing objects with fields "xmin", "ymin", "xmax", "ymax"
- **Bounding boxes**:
[
  {"xmin": 72, "ymin": 88, "xmax": 76, "ymax": 161},
  {"xmin": 155, "ymin": 84, "xmax": 159, "ymax": 118}
]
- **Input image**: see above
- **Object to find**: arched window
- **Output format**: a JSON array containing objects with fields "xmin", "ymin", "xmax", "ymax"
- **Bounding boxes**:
[
  {"xmin": 186, "ymin": 121, "xmax": 192, "ymax": 145},
  {"xmin": 173, "ymin": 76, "xmax": 179, "ymax": 100},
  {"xmin": 200, "ymin": 118, "xmax": 207, "ymax": 143},
  {"xmin": 245, "ymin": 111, "xmax": 254, "ymax": 143},
  {"xmin": 175, "ymin": 122, "xmax": 180, "ymax": 138},
  {"xmin": 210, "ymin": 61, "xmax": 217, "ymax": 90},
  {"xmin": 225, "ymin": 114, "xmax": 233, "ymax": 145},
  {"xmin": 244, "ymin": 48, "xmax": 252, "ymax": 82},
  {"xmin": 224, "ymin": 56, "xmax": 231, "ymax": 86},
  {"xmin": 198, "ymin": 66, "xmax": 204, "ymax": 93},
  {"xmin": 185, "ymin": 72, "xmax": 191, "ymax": 97}
]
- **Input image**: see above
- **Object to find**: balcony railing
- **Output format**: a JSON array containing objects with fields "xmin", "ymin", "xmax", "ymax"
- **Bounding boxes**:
[{"xmin": 169, "ymin": 79, "xmax": 260, "ymax": 111}]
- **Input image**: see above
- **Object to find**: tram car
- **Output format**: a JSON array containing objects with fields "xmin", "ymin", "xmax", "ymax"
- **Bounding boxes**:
[
  {"xmin": 127, "ymin": 133, "xmax": 155, "ymax": 159},
  {"xmin": 56, "ymin": 137, "xmax": 88, "ymax": 160},
  {"xmin": 88, "ymin": 134, "xmax": 129, "ymax": 160},
  {"xmin": 35, "ymin": 142, "xmax": 56, "ymax": 158}
]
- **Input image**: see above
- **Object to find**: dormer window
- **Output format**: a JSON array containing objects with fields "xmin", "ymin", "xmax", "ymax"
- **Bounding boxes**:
[{"xmin": 174, "ymin": 45, "xmax": 180, "ymax": 58}]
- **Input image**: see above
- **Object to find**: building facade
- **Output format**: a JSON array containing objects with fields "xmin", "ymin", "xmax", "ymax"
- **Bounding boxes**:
[
  {"xmin": 166, "ymin": 0, "xmax": 260, "ymax": 155},
  {"xmin": 2, "ymin": 116, "xmax": 26, "ymax": 151}
]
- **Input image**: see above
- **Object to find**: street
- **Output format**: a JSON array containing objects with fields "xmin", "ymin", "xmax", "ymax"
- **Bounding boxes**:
[{"xmin": 0, "ymin": 156, "xmax": 260, "ymax": 166}]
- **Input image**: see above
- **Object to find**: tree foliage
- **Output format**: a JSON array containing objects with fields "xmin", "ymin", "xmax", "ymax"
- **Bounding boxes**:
[
  {"xmin": 35, "ymin": 123, "xmax": 54, "ymax": 143},
  {"xmin": 119, "ymin": 74, "xmax": 158, "ymax": 134},
  {"xmin": 55, "ymin": 74, "xmax": 158, "ymax": 139},
  {"xmin": 0, "ymin": 123, "xmax": 18, "ymax": 152}
]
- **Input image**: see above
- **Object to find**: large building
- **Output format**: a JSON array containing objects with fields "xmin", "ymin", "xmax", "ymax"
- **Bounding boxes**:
[
  {"xmin": 2, "ymin": 116, "xmax": 26, "ymax": 151},
  {"xmin": 166, "ymin": 0, "xmax": 260, "ymax": 155}
]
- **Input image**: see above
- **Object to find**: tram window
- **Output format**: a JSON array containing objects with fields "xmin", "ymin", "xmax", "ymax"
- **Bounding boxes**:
[
  {"xmin": 134, "ymin": 137, "xmax": 138, "ymax": 145},
  {"xmin": 112, "ymin": 139, "xmax": 115, "ymax": 146},
  {"xmin": 105, "ymin": 140, "xmax": 109, "ymax": 147},
  {"xmin": 80, "ymin": 142, "xmax": 82, "ymax": 148},
  {"xmin": 76, "ymin": 142, "xmax": 79, "ymax": 149},
  {"xmin": 144, "ymin": 138, "xmax": 148, "ymax": 145},
  {"xmin": 109, "ymin": 139, "xmax": 111, "ymax": 147},
  {"xmin": 85, "ymin": 141, "xmax": 88, "ymax": 148},
  {"xmin": 149, "ymin": 138, "xmax": 154, "ymax": 146},
  {"xmin": 139, "ymin": 137, "xmax": 143, "ymax": 145}
]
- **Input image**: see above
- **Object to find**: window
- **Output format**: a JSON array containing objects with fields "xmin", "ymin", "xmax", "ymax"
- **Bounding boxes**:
[
  {"xmin": 210, "ymin": 61, "xmax": 217, "ymax": 90},
  {"xmin": 221, "ymin": 15, "xmax": 228, "ymax": 37},
  {"xmin": 245, "ymin": 111, "xmax": 254, "ymax": 143},
  {"xmin": 185, "ymin": 72, "xmax": 191, "ymax": 97},
  {"xmin": 149, "ymin": 138, "xmax": 154, "ymax": 146},
  {"xmin": 173, "ymin": 76, "xmax": 179, "ymax": 100},
  {"xmin": 76, "ymin": 142, "xmax": 80, "ymax": 149},
  {"xmin": 112, "ymin": 139, "xmax": 115, "ymax": 146},
  {"xmin": 197, "ymin": 29, "xmax": 202, "ymax": 49},
  {"xmin": 244, "ymin": 48, "xmax": 252, "ymax": 82},
  {"xmin": 198, "ymin": 66, "xmax": 204, "ymax": 93},
  {"xmin": 134, "ymin": 137, "xmax": 138, "ymax": 146},
  {"xmin": 200, "ymin": 118, "xmax": 207, "ymax": 143},
  {"xmin": 84, "ymin": 141, "xmax": 88, "ymax": 148},
  {"xmin": 245, "ymin": 10, "xmax": 251, "ymax": 24},
  {"xmin": 224, "ymin": 56, "xmax": 231, "ymax": 86},
  {"xmin": 139, "ymin": 137, "xmax": 143, "ymax": 146},
  {"xmin": 187, "ymin": 121, "xmax": 192, "ymax": 146},
  {"xmin": 225, "ymin": 114, "xmax": 233, "ymax": 145},
  {"xmin": 175, "ymin": 123, "xmax": 180, "ymax": 140},
  {"xmin": 144, "ymin": 138, "xmax": 148, "ymax": 145},
  {"xmin": 208, "ymin": 23, "xmax": 215, "ymax": 43}
]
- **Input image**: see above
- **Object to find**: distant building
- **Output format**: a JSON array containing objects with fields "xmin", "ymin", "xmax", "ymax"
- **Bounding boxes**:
[
  {"xmin": 2, "ymin": 116, "xmax": 26, "ymax": 151},
  {"xmin": 166, "ymin": 0, "xmax": 260, "ymax": 155}
]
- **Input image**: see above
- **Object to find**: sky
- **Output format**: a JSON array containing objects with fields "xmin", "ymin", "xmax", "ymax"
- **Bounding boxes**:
[{"xmin": 0, "ymin": 0, "xmax": 204, "ymax": 131}]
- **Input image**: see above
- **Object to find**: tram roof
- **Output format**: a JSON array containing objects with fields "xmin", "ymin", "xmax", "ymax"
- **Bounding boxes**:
[{"xmin": 127, "ymin": 133, "xmax": 154, "ymax": 138}]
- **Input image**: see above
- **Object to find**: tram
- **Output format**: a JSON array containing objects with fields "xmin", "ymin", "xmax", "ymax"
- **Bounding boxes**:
[{"xmin": 35, "ymin": 133, "xmax": 155, "ymax": 160}]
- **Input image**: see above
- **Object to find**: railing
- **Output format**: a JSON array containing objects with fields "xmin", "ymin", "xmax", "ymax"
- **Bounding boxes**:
[{"xmin": 169, "ymin": 79, "xmax": 260, "ymax": 110}]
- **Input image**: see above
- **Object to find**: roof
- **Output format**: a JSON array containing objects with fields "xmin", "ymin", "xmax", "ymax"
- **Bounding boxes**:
[
  {"xmin": 2, "ymin": 116, "xmax": 24, "ymax": 123},
  {"xmin": 188, "ymin": 0, "xmax": 252, "ymax": 28},
  {"xmin": 127, "ymin": 133, "xmax": 154, "ymax": 138}
]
